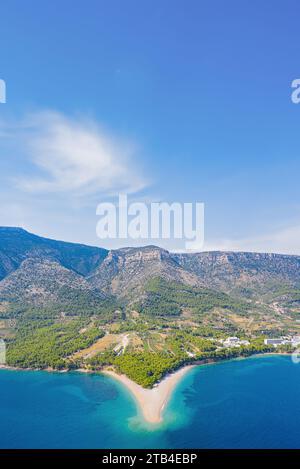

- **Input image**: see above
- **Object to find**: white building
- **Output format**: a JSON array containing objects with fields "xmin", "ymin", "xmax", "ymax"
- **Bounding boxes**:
[
  {"xmin": 264, "ymin": 338, "xmax": 286, "ymax": 347},
  {"xmin": 264, "ymin": 336, "xmax": 300, "ymax": 348},
  {"xmin": 223, "ymin": 337, "xmax": 250, "ymax": 348}
]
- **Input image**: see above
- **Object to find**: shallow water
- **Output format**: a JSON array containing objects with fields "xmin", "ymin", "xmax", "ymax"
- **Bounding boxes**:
[{"xmin": 0, "ymin": 355, "xmax": 299, "ymax": 448}]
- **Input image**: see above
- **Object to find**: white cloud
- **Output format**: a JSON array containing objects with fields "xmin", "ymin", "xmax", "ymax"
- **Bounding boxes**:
[
  {"xmin": 7, "ymin": 111, "xmax": 148, "ymax": 197},
  {"xmin": 205, "ymin": 224, "xmax": 300, "ymax": 255}
]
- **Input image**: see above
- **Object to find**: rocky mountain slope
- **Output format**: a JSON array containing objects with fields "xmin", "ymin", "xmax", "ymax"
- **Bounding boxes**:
[
  {"xmin": 0, "ymin": 227, "xmax": 300, "ymax": 321},
  {"xmin": 173, "ymin": 251, "xmax": 300, "ymax": 298},
  {"xmin": 0, "ymin": 227, "xmax": 107, "ymax": 280},
  {"xmin": 88, "ymin": 246, "xmax": 204, "ymax": 300}
]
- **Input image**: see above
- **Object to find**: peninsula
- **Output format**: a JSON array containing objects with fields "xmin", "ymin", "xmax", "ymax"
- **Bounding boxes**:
[{"xmin": 103, "ymin": 366, "xmax": 194, "ymax": 424}]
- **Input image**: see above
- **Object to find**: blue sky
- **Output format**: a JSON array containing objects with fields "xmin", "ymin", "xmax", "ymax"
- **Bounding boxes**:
[{"xmin": 1, "ymin": 0, "xmax": 300, "ymax": 253}]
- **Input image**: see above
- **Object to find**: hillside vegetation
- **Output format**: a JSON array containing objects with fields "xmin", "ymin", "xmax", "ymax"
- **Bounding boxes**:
[{"xmin": 0, "ymin": 227, "xmax": 299, "ymax": 386}]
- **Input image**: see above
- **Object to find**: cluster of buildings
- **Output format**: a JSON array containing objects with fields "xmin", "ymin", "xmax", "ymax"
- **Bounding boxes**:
[
  {"xmin": 219, "ymin": 335, "xmax": 300, "ymax": 350},
  {"xmin": 264, "ymin": 336, "xmax": 300, "ymax": 348},
  {"xmin": 221, "ymin": 337, "xmax": 250, "ymax": 348}
]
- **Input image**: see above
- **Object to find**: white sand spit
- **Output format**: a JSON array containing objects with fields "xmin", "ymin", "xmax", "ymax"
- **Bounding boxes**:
[{"xmin": 103, "ymin": 366, "xmax": 194, "ymax": 424}]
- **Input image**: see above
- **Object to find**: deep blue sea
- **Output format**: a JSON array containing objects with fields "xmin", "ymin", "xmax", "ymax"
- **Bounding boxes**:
[{"xmin": 0, "ymin": 355, "xmax": 299, "ymax": 448}]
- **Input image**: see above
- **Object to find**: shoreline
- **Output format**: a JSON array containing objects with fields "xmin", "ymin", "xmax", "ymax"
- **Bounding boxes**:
[
  {"xmin": 102, "ymin": 353, "xmax": 293, "ymax": 424},
  {"xmin": 103, "ymin": 365, "xmax": 194, "ymax": 424},
  {"xmin": 0, "ymin": 352, "xmax": 292, "ymax": 424},
  {"xmin": 0, "ymin": 351, "xmax": 291, "ymax": 378}
]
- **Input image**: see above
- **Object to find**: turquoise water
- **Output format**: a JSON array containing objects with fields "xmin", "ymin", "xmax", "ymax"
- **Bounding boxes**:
[{"xmin": 0, "ymin": 355, "xmax": 300, "ymax": 448}]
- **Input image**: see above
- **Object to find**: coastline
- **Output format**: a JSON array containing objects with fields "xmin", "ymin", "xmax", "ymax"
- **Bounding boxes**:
[
  {"xmin": 101, "ymin": 353, "xmax": 292, "ymax": 424},
  {"xmin": 0, "ymin": 352, "xmax": 292, "ymax": 424},
  {"xmin": 0, "ymin": 351, "xmax": 291, "ymax": 378},
  {"xmin": 103, "ymin": 366, "xmax": 194, "ymax": 424}
]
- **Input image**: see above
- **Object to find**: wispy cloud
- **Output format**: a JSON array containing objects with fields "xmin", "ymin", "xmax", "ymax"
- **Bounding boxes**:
[
  {"xmin": 2, "ymin": 111, "xmax": 148, "ymax": 198},
  {"xmin": 205, "ymin": 223, "xmax": 300, "ymax": 255}
]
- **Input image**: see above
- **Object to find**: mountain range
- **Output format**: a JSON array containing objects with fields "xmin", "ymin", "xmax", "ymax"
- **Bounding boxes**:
[{"xmin": 0, "ymin": 227, "xmax": 300, "ymax": 325}]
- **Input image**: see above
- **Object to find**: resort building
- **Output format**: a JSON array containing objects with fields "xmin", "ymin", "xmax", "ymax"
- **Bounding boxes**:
[
  {"xmin": 223, "ymin": 337, "xmax": 250, "ymax": 348},
  {"xmin": 264, "ymin": 336, "xmax": 300, "ymax": 347},
  {"xmin": 264, "ymin": 338, "xmax": 287, "ymax": 347}
]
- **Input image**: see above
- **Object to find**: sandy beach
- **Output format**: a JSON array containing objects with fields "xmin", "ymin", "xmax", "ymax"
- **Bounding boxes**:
[{"xmin": 103, "ymin": 366, "xmax": 194, "ymax": 424}]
